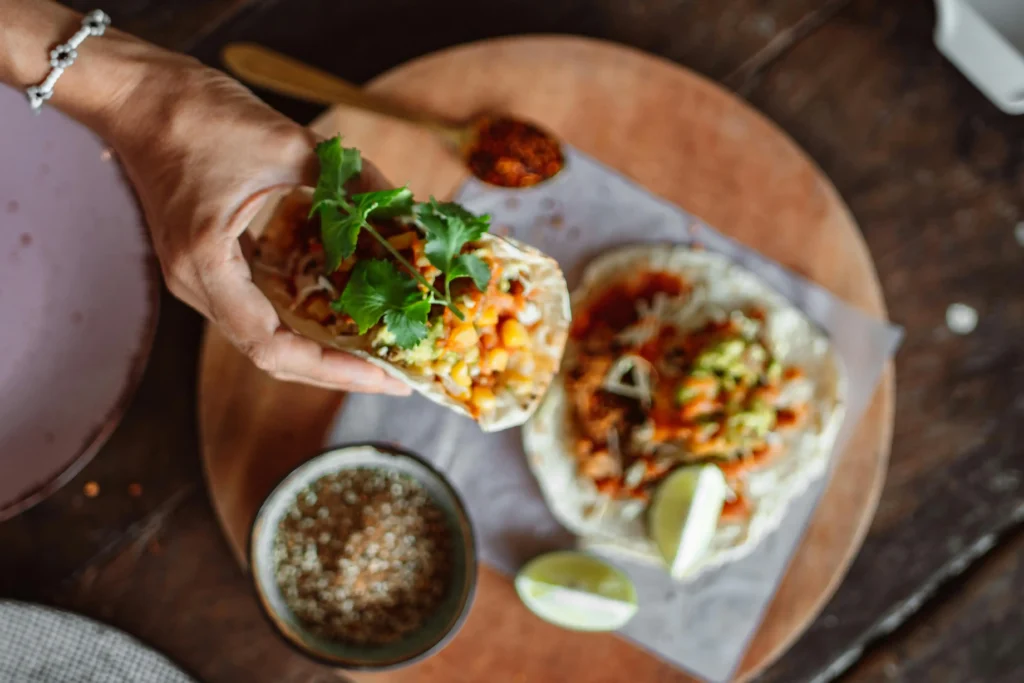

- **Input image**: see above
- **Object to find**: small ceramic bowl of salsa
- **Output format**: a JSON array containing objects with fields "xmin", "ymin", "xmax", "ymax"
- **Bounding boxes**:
[{"xmin": 249, "ymin": 443, "xmax": 477, "ymax": 670}]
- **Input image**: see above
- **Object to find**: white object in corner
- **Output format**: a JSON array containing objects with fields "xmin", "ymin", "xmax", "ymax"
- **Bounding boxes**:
[{"xmin": 935, "ymin": 0, "xmax": 1024, "ymax": 114}]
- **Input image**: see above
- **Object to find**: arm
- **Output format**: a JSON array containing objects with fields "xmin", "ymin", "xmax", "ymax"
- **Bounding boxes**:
[{"xmin": 0, "ymin": 0, "xmax": 409, "ymax": 394}]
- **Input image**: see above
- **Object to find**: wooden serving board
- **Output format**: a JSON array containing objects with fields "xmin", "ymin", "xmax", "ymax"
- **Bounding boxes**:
[{"xmin": 199, "ymin": 36, "xmax": 894, "ymax": 682}]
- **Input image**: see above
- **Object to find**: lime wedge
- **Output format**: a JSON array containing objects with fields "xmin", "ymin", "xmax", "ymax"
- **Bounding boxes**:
[
  {"xmin": 514, "ymin": 551, "xmax": 638, "ymax": 632},
  {"xmin": 649, "ymin": 464, "xmax": 728, "ymax": 579}
]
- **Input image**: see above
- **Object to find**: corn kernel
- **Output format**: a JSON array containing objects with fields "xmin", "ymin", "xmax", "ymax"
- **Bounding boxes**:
[
  {"xmin": 451, "ymin": 361, "xmax": 472, "ymax": 388},
  {"xmin": 499, "ymin": 319, "xmax": 529, "ymax": 349},
  {"xmin": 484, "ymin": 348, "xmax": 509, "ymax": 373},
  {"xmin": 447, "ymin": 323, "xmax": 479, "ymax": 351},
  {"xmin": 477, "ymin": 305, "xmax": 499, "ymax": 326},
  {"xmin": 471, "ymin": 386, "xmax": 497, "ymax": 414}
]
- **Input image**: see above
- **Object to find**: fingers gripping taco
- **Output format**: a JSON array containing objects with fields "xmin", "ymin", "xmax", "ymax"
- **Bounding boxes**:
[
  {"xmin": 524, "ymin": 246, "xmax": 846, "ymax": 576},
  {"xmin": 247, "ymin": 137, "xmax": 570, "ymax": 431}
]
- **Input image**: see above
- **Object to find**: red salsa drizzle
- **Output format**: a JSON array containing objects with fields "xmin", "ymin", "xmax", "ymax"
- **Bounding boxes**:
[{"xmin": 570, "ymin": 271, "xmax": 687, "ymax": 339}]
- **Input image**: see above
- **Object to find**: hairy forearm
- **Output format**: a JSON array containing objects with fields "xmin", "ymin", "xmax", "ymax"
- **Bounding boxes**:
[{"xmin": 0, "ymin": 0, "xmax": 192, "ymax": 143}]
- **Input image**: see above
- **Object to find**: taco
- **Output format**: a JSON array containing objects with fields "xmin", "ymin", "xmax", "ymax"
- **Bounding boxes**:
[
  {"xmin": 523, "ymin": 245, "xmax": 846, "ymax": 576},
  {"xmin": 246, "ymin": 138, "xmax": 570, "ymax": 432}
]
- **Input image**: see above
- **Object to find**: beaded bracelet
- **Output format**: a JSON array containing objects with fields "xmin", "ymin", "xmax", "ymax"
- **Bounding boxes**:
[{"xmin": 26, "ymin": 10, "xmax": 111, "ymax": 113}]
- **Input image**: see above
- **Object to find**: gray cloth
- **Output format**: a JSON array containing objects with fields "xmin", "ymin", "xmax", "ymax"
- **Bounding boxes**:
[
  {"xmin": 328, "ymin": 148, "xmax": 902, "ymax": 683},
  {"xmin": 0, "ymin": 601, "xmax": 196, "ymax": 683}
]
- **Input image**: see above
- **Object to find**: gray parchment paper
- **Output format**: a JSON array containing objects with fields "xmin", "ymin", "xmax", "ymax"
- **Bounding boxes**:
[{"xmin": 327, "ymin": 148, "xmax": 902, "ymax": 682}]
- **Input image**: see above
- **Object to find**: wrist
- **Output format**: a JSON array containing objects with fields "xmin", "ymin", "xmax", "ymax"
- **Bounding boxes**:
[
  {"xmin": 72, "ymin": 35, "xmax": 169, "ymax": 144},
  {"xmin": 0, "ymin": 1, "xmax": 174, "ymax": 144},
  {"xmin": 96, "ymin": 46, "xmax": 214, "ymax": 156}
]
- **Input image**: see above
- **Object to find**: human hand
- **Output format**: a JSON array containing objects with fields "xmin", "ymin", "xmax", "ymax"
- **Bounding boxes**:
[{"xmin": 103, "ymin": 49, "xmax": 410, "ymax": 394}]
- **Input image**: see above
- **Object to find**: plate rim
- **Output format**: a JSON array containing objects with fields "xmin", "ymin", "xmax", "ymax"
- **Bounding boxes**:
[{"xmin": 0, "ymin": 243, "xmax": 160, "ymax": 522}]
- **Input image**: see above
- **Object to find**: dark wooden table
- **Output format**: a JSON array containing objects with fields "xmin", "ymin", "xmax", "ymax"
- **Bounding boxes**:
[{"xmin": 4, "ymin": 1, "xmax": 1023, "ymax": 681}]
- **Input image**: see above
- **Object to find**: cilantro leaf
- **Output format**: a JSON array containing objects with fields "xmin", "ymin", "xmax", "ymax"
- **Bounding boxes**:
[
  {"xmin": 335, "ymin": 260, "xmax": 432, "ymax": 349},
  {"xmin": 311, "ymin": 138, "xmax": 361, "ymax": 215},
  {"xmin": 416, "ymin": 198, "xmax": 491, "ymax": 287},
  {"xmin": 423, "ymin": 200, "xmax": 486, "ymax": 224},
  {"xmin": 354, "ymin": 187, "xmax": 415, "ymax": 219},
  {"xmin": 448, "ymin": 253, "xmax": 491, "ymax": 291},
  {"xmin": 319, "ymin": 189, "xmax": 403, "ymax": 271},
  {"xmin": 336, "ymin": 260, "xmax": 424, "ymax": 336},
  {"xmin": 312, "ymin": 138, "xmax": 364, "ymax": 270},
  {"xmin": 320, "ymin": 187, "xmax": 417, "ymax": 271},
  {"xmin": 383, "ymin": 298, "xmax": 431, "ymax": 349},
  {"xmin": 320, "ymin": 205, "xmax": 360, "ymax": 271}
]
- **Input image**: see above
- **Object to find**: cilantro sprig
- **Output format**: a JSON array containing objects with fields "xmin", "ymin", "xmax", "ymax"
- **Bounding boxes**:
[
  {"xmin": 337, "ymin": 260, "xmax": 430, "ymax": 349},
  {"xmin": 311, "ymin": 137, "xmax": 492, "ymax": 349},
  {"xmin": 417, "ymin": 200, "xmax": 491, "ymax": 299}
]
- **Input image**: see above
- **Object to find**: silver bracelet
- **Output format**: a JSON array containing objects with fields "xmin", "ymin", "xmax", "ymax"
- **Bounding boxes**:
[{"xmin": 26, "ymin": 10, "xmax": 111, "ymax": 113}]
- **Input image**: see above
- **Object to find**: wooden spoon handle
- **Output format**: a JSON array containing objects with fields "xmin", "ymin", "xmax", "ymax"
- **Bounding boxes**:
[{"xmin": 221, "ymin": 43, "xmax": 468, "ymax": 147}]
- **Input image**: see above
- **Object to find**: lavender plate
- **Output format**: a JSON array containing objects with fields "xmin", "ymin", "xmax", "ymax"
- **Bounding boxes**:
[{"xmin": 0, "ymin": 86, "xmax": 158, "ymax": 520}]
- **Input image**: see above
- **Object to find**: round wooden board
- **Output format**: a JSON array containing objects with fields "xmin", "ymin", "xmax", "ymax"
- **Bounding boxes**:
[{"xmin": 200, "ymin": 36, "xmax": 894, "ymax": 682}]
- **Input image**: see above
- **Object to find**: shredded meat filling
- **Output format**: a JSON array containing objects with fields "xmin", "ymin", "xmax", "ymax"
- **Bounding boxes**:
[{"xmin": 564, "ymin": 274, "xmax": 811, "ymax": 519}]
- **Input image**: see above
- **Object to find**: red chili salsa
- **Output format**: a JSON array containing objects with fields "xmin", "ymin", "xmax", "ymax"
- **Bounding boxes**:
[{"xmin": 466, "ymin": 116, "xmax": 564, "ymax": 188}]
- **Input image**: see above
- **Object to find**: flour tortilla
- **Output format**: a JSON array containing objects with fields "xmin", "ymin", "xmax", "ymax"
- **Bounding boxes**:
[
  {"xmin": 246, "ymin": 187, "xmax": 571, "ymax": 432},
  {"xmin": 522, "ymin": 245, "xmax": 847, "ymax": 577}
]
